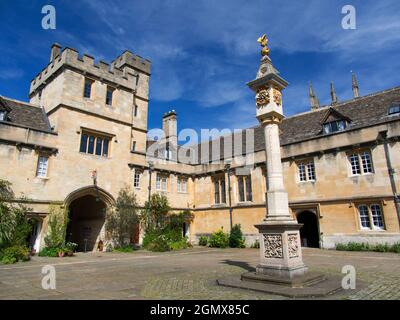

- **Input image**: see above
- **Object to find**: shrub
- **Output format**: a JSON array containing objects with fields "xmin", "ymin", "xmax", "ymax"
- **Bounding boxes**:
[
  {"xmin": 141, "ymin": 198, "xmax": 193, "ymax": 253},
  {"xmin": 38, "ymin": 247, "xmax": 59, "ymax": 257},
  {"xmin": 141, "ymin": 194, "xmax": 171, "ymax": 232},
  {"xmin": 0, "ymin": 179, "xmax": 32, "ymax": 250},
  {"xmin": 1, "ymin": 245, "xmax": 30, "ymax": 264},
  {"xmin": 335, "ymin": 242, "xmax": 400, "ymax": 253},
  {"xmin": 198, "ymin": 236, "xmax": 208, "ymax": 246},
  {"xmin": 113, "ymin": 245, "xmax": 135, "ymax": 253},
  {"xmin": 146, "ymin": 235, "xmax": 170, "ymax": 252},
  {"xmin": 209, "ymin": 229, "xmax": 229, "ymax": 248},
  {"xmin": 229, "ymin": 224, "xmax": 246, "ymax": 248},
  {"xmin": 391, "ymin": 243, "xmax": 400, "ymax": 253},
  {"xmin": 106, "ymin": 186, "xmax": 140, "ymax": 248},
  {"xmin": 44, "ymin": 205, "xmax": 69, "ymax": 249},
  {"xmin": 170, "ymin": 239, "xmax": 188, "ymax": 251}
]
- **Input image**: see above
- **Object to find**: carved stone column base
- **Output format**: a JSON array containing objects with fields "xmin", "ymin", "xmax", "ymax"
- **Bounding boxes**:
[{"xmin": 255, "ymin": 222, "xmax": 307, "ymax": 279}]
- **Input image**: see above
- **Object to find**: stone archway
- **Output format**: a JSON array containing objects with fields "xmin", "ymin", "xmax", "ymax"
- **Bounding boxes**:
[
  {"xmin": 65, "ymin": 186, "xmax": 114, "ymax": 252},
  {"xmin": 296, "ymin": 210, "xmax": 320, "ymax": 248}
]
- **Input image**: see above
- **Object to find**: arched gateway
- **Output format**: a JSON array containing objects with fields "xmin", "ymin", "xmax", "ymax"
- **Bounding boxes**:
[
  {"xmin": 64, "ymin": 186, "xmax": 114, "ymax": 252},
  {"xmin": 296, "ymin": 210, "xmax": 320, "ymax": 248}
]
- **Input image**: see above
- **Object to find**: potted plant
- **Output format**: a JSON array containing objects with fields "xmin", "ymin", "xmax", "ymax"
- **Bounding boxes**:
[
  {"xmin": 64, "ymin": 242, "xmax": 78, "ymax": 256},
  {"xmin": 57, "ymin": 248, "xmax": 65, "ymax": 257}
]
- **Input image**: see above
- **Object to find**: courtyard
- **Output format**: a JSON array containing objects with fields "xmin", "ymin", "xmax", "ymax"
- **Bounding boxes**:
[{"xmin": 0, "ymin": 247, "xmax": 399, "ymax": 300}]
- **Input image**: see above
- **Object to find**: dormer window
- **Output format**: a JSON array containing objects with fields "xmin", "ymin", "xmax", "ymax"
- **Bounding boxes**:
[
  {"xmin": 0, "ymin": 110, "xmax": 6, "ymax": 121},
  {"xmin": 321, "ymin": 108, "xmax": 351, "ymax": 135},
  {"xmin": 323, "ymin": 119, "xmax": 347, "ymax": 134},
  {"xmin": 388, "ymin": 104, "xmax": 400, "ymax": 115}
]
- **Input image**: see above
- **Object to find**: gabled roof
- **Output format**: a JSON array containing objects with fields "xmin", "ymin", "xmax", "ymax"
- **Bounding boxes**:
[
  {"xmin": 182, "ymin": 86, "xmax": 400, "ymax": 163},
  {"xmin": 0, "ymin": 96, "xmax": 52, "ymax": 132},
  {"xmin": 320, "ymin": 107, "xmax": 352, "ymax": 125}
]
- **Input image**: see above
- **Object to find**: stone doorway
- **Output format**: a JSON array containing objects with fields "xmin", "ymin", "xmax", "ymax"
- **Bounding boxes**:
[
  {"xmin": 66, "ymin": 194, "xmax": 106, "ymax": 252},
  {"xmin": 297, "ymin": 210, "xmax": 320, "ymax": 248}
]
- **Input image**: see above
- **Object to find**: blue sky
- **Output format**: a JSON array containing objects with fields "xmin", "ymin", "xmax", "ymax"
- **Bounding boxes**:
[{"xmin": 1, "ymin": 0, "xmax": 400, "ymax": 136}]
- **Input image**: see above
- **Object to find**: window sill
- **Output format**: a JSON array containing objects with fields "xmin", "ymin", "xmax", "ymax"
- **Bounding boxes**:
[
  {"xmin": 236, "ymin": 201, "xmax": 253, "ymax": 206},
  {"xmin": 35, "ymin": 176, "xmax": 49, "ymax": 180},
  {"xmin": 212, "ymin": 203, "xmax": 227, "ymax": 208},
  {"xmin": 358, "ymin": 228, "xmax": 386, "ymax": 232},
  {"xmin": 298, "ymin": 180, "xmax": 316, "ymax": 184},
  {"xmin": 79, "ymin": 152, "xmax": 111, "ymax": 159}
]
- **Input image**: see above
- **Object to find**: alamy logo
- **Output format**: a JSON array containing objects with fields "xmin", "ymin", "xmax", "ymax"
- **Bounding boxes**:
[
  {"xmin": 41, "ymin": 265, "xmax": 56, "ymax": 290},
  {"xmin": 41, "ymin": 5, "xmax": 56, "ymax": 30},
  {"xmin": 341, "ymin": 5, "xmax": 356, "ymax": 30},
  {"xmin": 341, "ymin": 264, "xmax": 356, "ymax": 289}
]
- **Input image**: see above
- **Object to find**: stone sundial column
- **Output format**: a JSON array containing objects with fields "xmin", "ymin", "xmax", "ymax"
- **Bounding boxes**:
[{"xmin": 247, "ymin": 37, "xmax": 307, "ymax": 279}]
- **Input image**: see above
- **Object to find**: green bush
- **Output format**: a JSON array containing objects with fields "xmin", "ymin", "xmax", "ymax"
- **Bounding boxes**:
[
  {"xmin": 335, "ymin": 242, "xmax": 400, "ymax": 253},
  {"xmin": 106, "ymin": 186, "xmax": 140, "ymax": 247},
  {"xmin": 141, "ymin": 199, "xmax": 193, "ymax": 253},
  {"xmin": 38, "ymin": 247, "xmax": 59, "ymax": 257},
  {"xmin": 113, "ymin": 245, "xmax": 134, "ymax": 253},
  {"xmin": 146, "ymin": 235, "xmax": 170, "ymax": 252},
  {"xmin": 1, "ymin": 245, "xmax": 30, "ymax": 264},
  {"xmin": 229, "ymin": 224, "xmax": 246, "ymax": 248},
  {"xmin": 209, "ymin": 229, "xmax": 229, "ymax": 248},
  {"xmin": 170, "ymin": 239, "xmax": 188, "ymax": 251},
  {"xmin": 44, "ymin": 205, "xmax": 69, "ymax": 249},
  {"xmin": 0, "ymin": 179, "xmax": 32, "ymax": 251},
  {"xmin": 198, "ymin": 236, "xmax": 208, "ymax": 246},
  {"xmin": 391, "ymin": 243, "xmax": 400, "ymax": 253}
]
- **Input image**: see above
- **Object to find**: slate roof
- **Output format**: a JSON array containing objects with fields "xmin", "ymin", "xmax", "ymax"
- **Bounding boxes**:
[
  {"xmin": 189, "ymin": 86, "xmax": 400, "ymax": 163},
  {"xmin": 0, "ymin": 96, "xmax": 52, "ymax": 133}
]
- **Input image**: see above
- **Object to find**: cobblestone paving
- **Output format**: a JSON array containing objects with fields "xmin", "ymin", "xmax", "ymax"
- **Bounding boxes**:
[{"xmin": 0, "ymin": 247, "xmax": 399, "ymax": 300}]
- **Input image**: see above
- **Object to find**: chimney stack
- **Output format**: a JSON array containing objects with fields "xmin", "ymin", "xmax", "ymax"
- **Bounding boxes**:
[
  {"xmin": 352, "ymin": 72, "xmax": 360, "ymax": 98},
  {"xmin": 309, "ymin": 81, "xmax": 320, "ymax": 111},
  {"xmin": 50, "ymin": 43, "xmax": 61, "ymax": 62},
  {"xmin": 330, "ymin": 81, "xmax": 338, "ymax": 105},
  {"xmin": 162, "ymin": 110, "xmax": 177, "ymax": 147}
]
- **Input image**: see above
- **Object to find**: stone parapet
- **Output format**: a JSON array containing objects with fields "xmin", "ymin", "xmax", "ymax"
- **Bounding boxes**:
[{"xmin": 29, "ymin": 47, "xmax": 148, "ymax": 97}]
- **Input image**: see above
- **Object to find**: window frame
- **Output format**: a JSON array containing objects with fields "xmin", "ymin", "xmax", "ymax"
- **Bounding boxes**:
[
  {"xmin": 323, "ymin": 119, "xmax": 347, "ymax": 134},
  {"xmin": 79, "ymin": 130, "xmax": 112, "ymax": 158},
  {"xmin": 156, "ymin": 173, "xmax": 167, "ymax": 192},
  {"xmin": 213, "ymin": 177, "xmax": 226, "ymax": 204},
  {"xmin": 237, "ymin": 175, "xmax": 252, "ymax": 203},
  {"xmin": 297, "ymin": 159, "xmax": 316, "ymax": 182},
  {"xmin": 357, "ymin": 203, "xmax": 385, "ymax": 231},
  {"xmin": 105, "ymin": 86, "xmax": 115, "ymax": 106},
  {"xmin": 36, "ymin": 155, "xmax": 49, "ymax": 178},
  {"xmin": 348, "ymin": 150, "xmax": 374, "ymax": 176},
  {"xmin": 133, "ymin": 169, "xmax": 141, "ymax": 189},
  {"xmin": 83, "ymin": 78, "xmax": 94, "ymax": 99},
  {"xmin": 388, "ymin": 104, "xmax": 400, "ymax": 115},
  {"xmin": 0, "ymin": 110, "xmax": 6, "ymax": 121},
  {"xmin": 177, "ymin": 176, "xmax": 187, "ymax": 193}
]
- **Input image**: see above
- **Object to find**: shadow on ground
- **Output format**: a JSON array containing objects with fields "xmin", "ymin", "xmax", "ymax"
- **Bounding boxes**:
[{"xmin": 220, "ymin": 259, "xmax": 256, "ymax": 272}]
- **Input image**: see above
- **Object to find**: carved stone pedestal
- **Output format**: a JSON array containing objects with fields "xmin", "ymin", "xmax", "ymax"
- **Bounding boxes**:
[{"xmin": 254, "ymin": 222, "xmax": 307, "ymax": 279}]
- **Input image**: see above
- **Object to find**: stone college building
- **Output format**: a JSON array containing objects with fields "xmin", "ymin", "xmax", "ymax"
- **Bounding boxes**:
[{"xmin": 1, "ymin": 43, "xmax": 400, "ymax": 252}]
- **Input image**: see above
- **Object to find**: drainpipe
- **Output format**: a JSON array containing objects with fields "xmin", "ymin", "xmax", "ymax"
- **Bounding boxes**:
[
  {"xmin": 225, "ymin": 163, "xmax": 233, "ymax": 231},
  {"xmin": 148, "ymin": 161, "xmax": 154, "ymax": 203},
  {"xmin": 379, "ymin": 130, "xmax": 400, "ymax": 225}
]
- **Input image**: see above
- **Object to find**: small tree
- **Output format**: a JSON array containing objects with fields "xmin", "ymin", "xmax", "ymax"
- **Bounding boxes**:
[
  {"xmin": 229, "ymin": 224, "xmax": 246, "ymax": 248},
  {"xmin": 0, "ymin": 179, "xmax": 32, "ymax": 250},
  {"xmin": 106, "ymin": 186, "xmax": 139, "ymax": 248},
  {"xmin": 44, "ymin": 205, "xmax": 69, "ymax": 249},
  {"xmin": 141, "ymin": 193, "xmax": 171, "ymax": 232}
]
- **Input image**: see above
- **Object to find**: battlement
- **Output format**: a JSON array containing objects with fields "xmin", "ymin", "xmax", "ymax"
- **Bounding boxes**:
[
  {"xmin": 29, "ymin": 45, "xmax": 151, "ymax": 97},
  {"xmin": 111, "ymin": 51, "xmax": 151, "ymax": 75}
]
